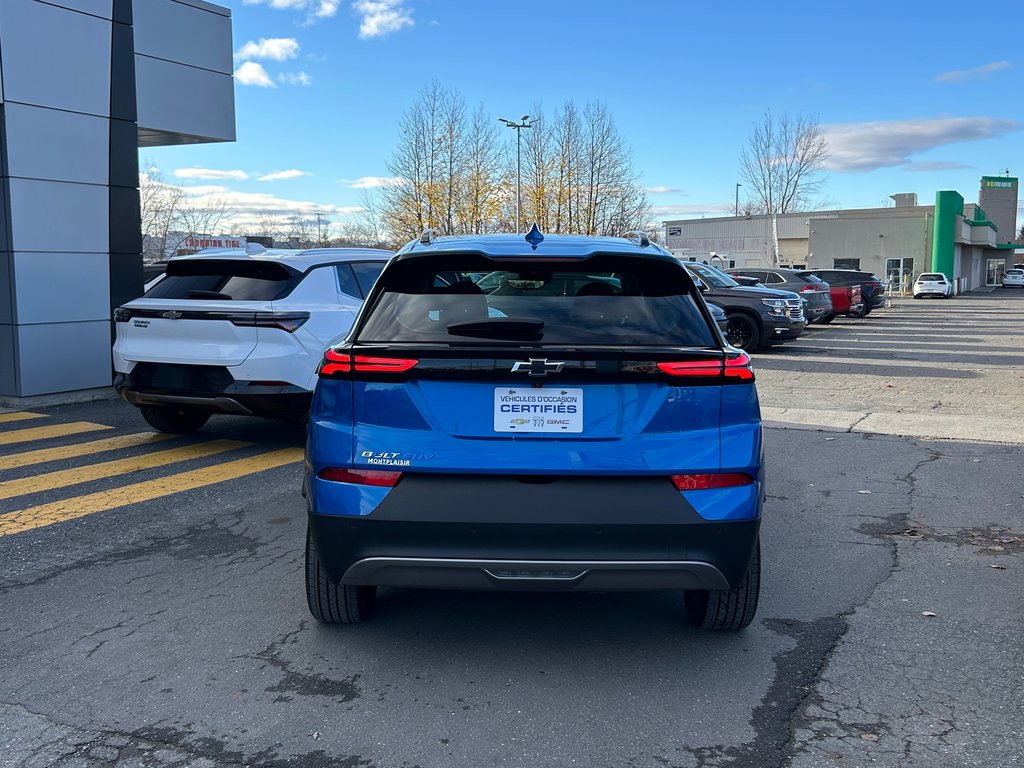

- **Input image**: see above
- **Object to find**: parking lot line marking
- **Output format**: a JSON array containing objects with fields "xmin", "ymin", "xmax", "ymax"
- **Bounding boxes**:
[
  {"xmin": 0, "ymin": 447, "xmax": 303, "ymax": 538},
  {"xmin": 0, "ymin": 422, "xmax": 112, "ymax": 447},
  {"xmin": 0, "ymin": 412, "xmax": 47, "ymax": 425},
  {"xmin": 0, "ymin": 432, "xmax": 174, "ymax": 471},
  {"xmin": 0, "ymin": 439, "xmax": 252, "ymax": 501}
]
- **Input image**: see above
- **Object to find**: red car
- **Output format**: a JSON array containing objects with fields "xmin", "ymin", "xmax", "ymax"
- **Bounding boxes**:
[{"xmin": 818, "ymin": 283, "xmax": 863, "ymax": 323}]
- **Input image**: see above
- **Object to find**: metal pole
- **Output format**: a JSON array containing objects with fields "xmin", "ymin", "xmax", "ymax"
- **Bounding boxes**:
[
  {"xmin": 735, "ymin": 183, "xmax": 741, "ymax": 216},
  {"xmin": 516, "ymin": 129, "xmax": 522, "ymax": 234},
  {"xmin": 499, "ymin": 116, "xmax": 533, "ymax": 234}
]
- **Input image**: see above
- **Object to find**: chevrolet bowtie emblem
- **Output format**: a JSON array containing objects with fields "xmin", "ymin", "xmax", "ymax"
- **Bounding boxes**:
[
  {"xmin": 162, "ymin": 311, "xmax": 183, "ymax": 319},
  {"xmin": 511, "ymin": 358, "xmax": 565, "ymax": 377}
]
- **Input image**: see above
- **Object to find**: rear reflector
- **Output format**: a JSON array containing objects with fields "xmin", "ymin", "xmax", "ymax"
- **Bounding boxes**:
[
  {"xmin": 317, "ymin": 468, "xmax": 403, "ymax": 486},
  {"xmin": 657, "ymin": 351, "xmax": 754, "ymax": 382},
  {"xmin": 318, "ymin": 350, "xmax": 419, "ymax": 377},
  {"xmin": 671, "ymin": 473, "xmax": 754, "ymax": 491}
]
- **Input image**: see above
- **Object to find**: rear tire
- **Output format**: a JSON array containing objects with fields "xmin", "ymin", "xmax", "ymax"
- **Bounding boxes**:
[
  {"xmin": 725, "ymin": 314, "xmax": 760, "ymax": 351},
  {"xmin": 305, "ymin": 526, "xmax": 376, "ymax": 624},
  {"xmin": 818, "ymin": 312, "xmax": 835, "ymax": 324},
  {"xmin": 685, "ymin": 543, "xmax": 761, "ymax": 631},
  {"xmin": 848, "ymin": 301, "xmax": 870, "ymax": 317},
  {"xmin": 139, "ymin": 405, "xmax": 210, "ymax": 434}
]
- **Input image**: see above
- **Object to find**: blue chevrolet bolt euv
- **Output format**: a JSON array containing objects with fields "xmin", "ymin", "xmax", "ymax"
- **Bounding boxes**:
[{"xmin": 303, "ymin": 228, "xmax": 764, "ymax": 630}]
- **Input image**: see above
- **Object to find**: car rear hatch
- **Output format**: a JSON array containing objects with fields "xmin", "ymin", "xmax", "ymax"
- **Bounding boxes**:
[
  {"xmin": 114, "ymin": 257, "xmax": 305, "ymax": 367},
  {"xmin": 309, "ymin": 253, "xmax": 761, "ymax": 479}
]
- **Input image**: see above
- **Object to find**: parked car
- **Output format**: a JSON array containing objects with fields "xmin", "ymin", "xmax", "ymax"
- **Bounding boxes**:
[
  {"xmin": 817, "ymin": 283, "xmax": 864, "ymax": 322},
  {"xmin": 681, "ymin": 261, "xmax": 805, "ymax": 350},
  {"xmin": 808, "ymin": 269, "xmax": 884, "ymax": 315},
  {"xmin": 727, "ymin": 267, "xmax": 834, "ymax": 323},
  {"xmin": 912, "ymin": 272, "xmax": 954, "ymax": 298},
  {"xmin": 304, "ymin": 230, "xmax": 764, "ymax": 630},
  {"xmin": 113, "ymin": 247, "xmax": 392, "ymax": 433},
  {"xmin": 1002, "ymin": 268, "xmax": 1024, "ymax": 288}
]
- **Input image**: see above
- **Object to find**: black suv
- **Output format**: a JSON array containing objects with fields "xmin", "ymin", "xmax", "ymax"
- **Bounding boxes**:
[
  {"xmin": 683, "ymin": 262, "xmax": 805, "ymax": 350},
  {"xmin": 809, "ymin": 269, "xmax": 885, "ymax": 314},
  {"xmin": 727, "ymin": 267, "xmax": 834, "ymax": 324}
]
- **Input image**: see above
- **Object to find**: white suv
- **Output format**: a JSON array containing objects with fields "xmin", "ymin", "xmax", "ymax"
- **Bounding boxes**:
[
  {"xmin": 1002, "ymin": 268, "xmax": 1024, "ymax": 288},
  {"xmin": 113, "ymin": 247, "xmax": 391, "ymax": 432},
  {"xmin": 912, "ymin": 272, "xmax": 953, "ymax": 299}
]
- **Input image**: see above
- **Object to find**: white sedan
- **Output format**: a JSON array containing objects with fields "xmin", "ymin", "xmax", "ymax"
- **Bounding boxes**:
[
  {"xmin": 912, "ymin": 273, "xmax": 953, "ymax": 299},
  {"xmin": 1003, "ymin": 268, "xmax": 1024, "ymax": 288}
]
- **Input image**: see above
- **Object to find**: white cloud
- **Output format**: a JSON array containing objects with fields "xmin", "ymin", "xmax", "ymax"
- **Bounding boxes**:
[
  {"xmin": 175, "ymin": 168, "xmax": 250, "ymax": 181},
  {"xmin": 259, "ymin": 169, "xmax": 312, "ymax": 181},
  {"xmin": 278, "ymin": 71, "xmax": 313, "ymax": 86},
  {"xmin": 653, "ymin": 203, "xmax": 735, "ymax": 220},
  {"xmin": 935, "ymin": 61, "xmax": 1010, "ymax": 84},
  {"xmin": 234, "ymin": 61, "xmax": 276, "ymax": 87},
  {"xmin": 645, "ymin": 186, "xmax": 683, "ymax": 195},
  {"xmin": 823, "ymin": 117, "xmax": 1020, "ymax": 172},
  {"xmin": 235, "ymin": 37, "xmax": 300, "ymax": 62},
  {"xmin": 242, "ymin": 0, "xmax": 339, "ymax": 24},
  {"xmin": 344, "ymin": 176, "xmax": 402, "ymax": 188},
  {"xmin": 354, "ymin": 0, "xmax": 414, "ymax": 39}
]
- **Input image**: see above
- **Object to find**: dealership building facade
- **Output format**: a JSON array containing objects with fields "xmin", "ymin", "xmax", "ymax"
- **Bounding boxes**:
[
  {"xmin": 664, "ymin": 176, "xmax": 1020, "ymax": 291},
  {"xmin": 0, "ymin": 0, "xmax": 234, "ymax": 399}
]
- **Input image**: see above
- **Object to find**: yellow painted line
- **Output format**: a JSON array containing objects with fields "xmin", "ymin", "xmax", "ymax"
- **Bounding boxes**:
[
  {"xmin": 0, "ymin": 412, "xmax": 47, "ymax": 424},
  {"xmin": 0, "ymin": 422, "xmax": 112, "ymax": 447},
  {"xmin": 0, "ymin": 439, "xmax": 251, "ymax": 501},
  {"xmin": 0, "ymin": 447, "xmax": 303, "ymax": 537},
  {"xmin": 0, "ymin": 432, "xmax": 174, "ymax": 471}
]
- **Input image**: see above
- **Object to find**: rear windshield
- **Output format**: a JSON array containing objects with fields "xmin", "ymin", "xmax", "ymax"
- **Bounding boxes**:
[
  {"xmin": 357, "ymin": 254, "xmax": 716, "ymax": 347},
  {"xmin": 797, "ymin": 272, "xmax": 826, "ymax": 284},
  {"xmin": 144, "ymin": 259, "xmax": 302, "ymax": 301},
  {"xmin": 684, "ymin": 262, "xmax": 740, "ymax": 288},
  {"xmin": 919, "ymin": 273, "xmax": 946, "ymax": 280}
]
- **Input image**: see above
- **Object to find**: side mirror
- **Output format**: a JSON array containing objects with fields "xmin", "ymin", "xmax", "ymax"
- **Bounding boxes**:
[{"xmin": 693, "ymin": 277, "xmax": 708, "ymax": 292}]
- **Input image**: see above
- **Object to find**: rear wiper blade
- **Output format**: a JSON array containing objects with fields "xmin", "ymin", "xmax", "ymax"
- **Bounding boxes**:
[{"xmin": 446, "ymin": 317, "xmax": 544, "ymax": 338}]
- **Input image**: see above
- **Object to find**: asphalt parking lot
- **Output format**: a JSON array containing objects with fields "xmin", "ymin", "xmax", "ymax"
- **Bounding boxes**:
[{"xmin": 1, "ymin": 290, "xmax": 1022, "ymax": 768}]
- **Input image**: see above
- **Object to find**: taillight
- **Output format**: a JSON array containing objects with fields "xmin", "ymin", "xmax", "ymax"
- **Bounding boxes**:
[
  {"xmin": 318, "ymin": 350, "xmax": 419, "ymax": 377},
  {"xmin": 113, "ymin": 307, "xmax": 132, "ymax": 322},
  {"xmin": 317, "ymin": 468, "xmax": 403, "ymax": 486},
  {"xmin": 671, "ymin": 473, "xmax": 754, "ymax": 491},
  {"xmin": 657, "ymin": 351, "xmax": 753, "ymax": 382},
  {"xmin": 656, "ymin": 360, "xmax": 722, "ymax": 376},
  {"xmin": 798, "ymin": 285, "xmax": 817, "ymax": 292},
  {"xmin": 724, "ymin": 351, "xmax": 754, "ymax": 381},
  {"xmin": 229, "ymin": 312, "xmax": 310, "ymax": 332}
]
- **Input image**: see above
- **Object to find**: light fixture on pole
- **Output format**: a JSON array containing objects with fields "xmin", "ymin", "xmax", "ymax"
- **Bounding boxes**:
[
  {"xmin": 499, "ymin": 115, "xmax": 534, "ymax": 233},
  {"xmin": 735, "ymin": 183, "xmax": 742, "ymax": 217}
]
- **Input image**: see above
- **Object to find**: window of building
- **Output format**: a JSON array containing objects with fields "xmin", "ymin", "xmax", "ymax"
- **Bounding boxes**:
[
  {"xmin": 667, "ymin": 226, "xmax": 681, "ymax": 237},
  {"xmin": 833, "ymin": 258, "xmax": 861, "ymax": 270}
]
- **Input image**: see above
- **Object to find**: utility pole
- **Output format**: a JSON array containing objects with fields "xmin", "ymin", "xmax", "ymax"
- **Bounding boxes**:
[
  {"xmin": 735, "ymin": 183, "xmax": 742, "ymax": 217},
  {"xmin": 499, "ymin": 115, "xmax": 534, "ymax": 233},
  {"xmin": 315, "ymin": 212, "xmax": 326, "ymax": 246}
]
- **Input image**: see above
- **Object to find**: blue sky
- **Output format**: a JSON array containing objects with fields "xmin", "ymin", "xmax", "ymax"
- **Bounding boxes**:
[{"xmin": 149, "ymin": 0, "xmax": 1023, "ymax": 234}]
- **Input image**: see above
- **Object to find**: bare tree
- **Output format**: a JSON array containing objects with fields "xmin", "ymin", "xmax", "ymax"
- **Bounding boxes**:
[
  {"xmin": 171, "ymin": 195, "xmax": 233, "ymax": 254},
  {"xmin": 739, "ymin": 111, "xmax": 829, "ymax": 215},
  {"xmin": 381, "ymin": 86, "xmax": 650, "ymax": 239},
  {"xmin": 139, "ymin": 161, "xmax": 183, "ymax": 260}
]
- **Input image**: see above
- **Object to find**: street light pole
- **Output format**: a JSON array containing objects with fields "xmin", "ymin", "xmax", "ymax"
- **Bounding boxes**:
[
  {"xmin": 499, "ymin": 115, "xmax": 533, "ymax": 233},
  {"xmin": 735, "ymin": 183, "xmax": 742, "ymax": 217}
]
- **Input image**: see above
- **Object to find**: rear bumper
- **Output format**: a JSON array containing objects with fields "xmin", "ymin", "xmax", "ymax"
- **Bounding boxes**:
[
  {"xmin": 307, "ymin": 474, "xmax": 762, "ymax": 591},
  {"xmin": 115, "ymin": 371, "xmax": 311, "ymax": 417}
]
